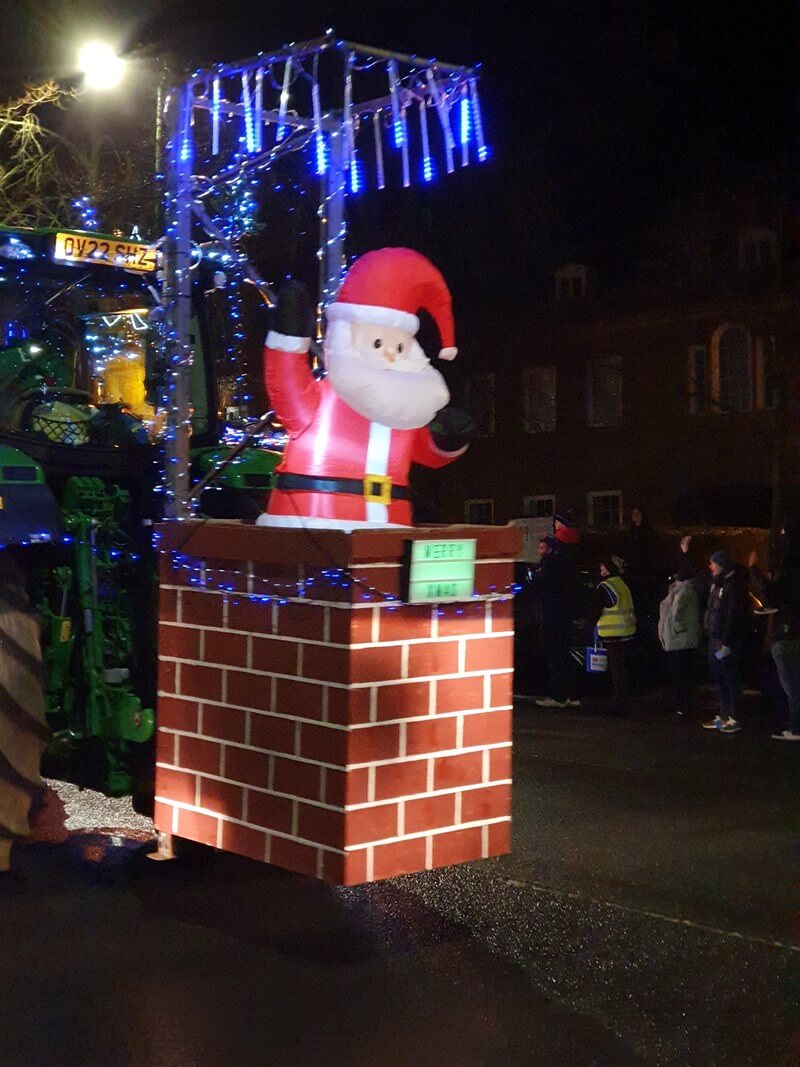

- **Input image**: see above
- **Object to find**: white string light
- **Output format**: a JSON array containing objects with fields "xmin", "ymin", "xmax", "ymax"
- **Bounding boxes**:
[
  {"xmin": 400, "ymin": 105, "xmax": 410, "ymax": 187},
  {"xmin": 311, "ymin": 77, "xmax": 328, "ymax": 175},
  {"xmin": 241, "ymin": 72, "xmax": 256, "ymax": 153},
  {"xmin": 373, "ymin": 111, "xmax": 385, "ymax": 190},
  {"xmin": 162, "ymin": 40, "xmax": 486, "ymax": 515},
  {"xmin": 388, "ymin": 60, "xmax": 405, "ymax": 147},
  {"xmin": 254, "ymin": 68, "xmax": 264, "ymax": 152},
  {"xmin": 426, "ymin": 69, "xmax": 455, "ymax": 174},
  {"xmin": 460, "ymin": 83, "xmax": 470, "ymax": 166},
  {"xmin": 419, "ymin": 99, "xmax": 434, "ymax": 182},
  {"xmin": 276, "ymin": 59, "xmax": 292, "ymax": 140},
  {"xmin": 469, "ymin": 76, "xmax": 489, "ymax": 162},
  {"xmin": 211, "ymin": 77, "xmax": 221, "ymax": 155}
]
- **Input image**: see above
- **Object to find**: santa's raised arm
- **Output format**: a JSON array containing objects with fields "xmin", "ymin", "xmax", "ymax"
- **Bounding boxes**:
[{"xmin": 258, "ymin": 248, "xmax": 474, "ymax": 530}]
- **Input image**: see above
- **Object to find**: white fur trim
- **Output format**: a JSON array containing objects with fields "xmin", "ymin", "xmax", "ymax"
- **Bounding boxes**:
[
  {"xmin": 364, "ymin": 422, "xmax": 391, "ymax": 525},
  {"xmin": 266, "ymin": 330, "xmax": 311, "ymax": 353},
  {"xmin": 324, "ymin": 319, "xmax": 449, "ymax": 429},
  {"xmin": 439, "ymin": 347, "xmax": 458, "ymax": 361},
  {"xmin": 326, "ymin": 302, "xmax": 419, "ymax": 335},
  {"xmin": 365, "ymin": 423, "xmax": 391, "ymax": 477},
  {"xmin": 256, "ymin": 512, "xmax": 411, "ymax": 531}
]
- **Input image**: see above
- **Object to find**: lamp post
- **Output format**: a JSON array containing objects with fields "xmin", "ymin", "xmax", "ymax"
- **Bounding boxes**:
[
  {"xmin": 74, "ymin": 40, "xmax": 169, "ymax": 235},
  {"xmin": 76, "ymin": 41, "xmax": 126, "ymax": 92},
  {"xmin": 74, "ymin": 41, "xmax": 127, "ymax": 213}
]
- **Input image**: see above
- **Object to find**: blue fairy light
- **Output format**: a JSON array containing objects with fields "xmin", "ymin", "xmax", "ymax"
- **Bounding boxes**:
[
  {"xmin": 315, "ymin": 131, "xmax": 329, "ymax": 176},
  {"xmin": 419, "ymin": 100, "xmax": 435, "ymax": 183},
  {"xmin": 72, "ymin": 196, "xmax": 99, "ymax": 231},
  {"xmin": 349, "ymin": 155, "xmax": 364, "ymax": 194},
  {"xmin": 460, "ymin": 92, "xmax": 472, "ymax": 145},
  {"xmin": 388, "ymin": 61, "xmax": 406, "ymax": 148},
  {"xmin": 242, "ymin": 72, "xmax": 256, "ymax": 154},
  {"xmin": 469, "ymin": 77, "xmax": 490, "ymax": 163}
]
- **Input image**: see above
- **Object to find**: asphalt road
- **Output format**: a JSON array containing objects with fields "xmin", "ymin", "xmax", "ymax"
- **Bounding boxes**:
[{"xmin": 1, "ymin": 693, "xmax": 796, "ymax": 1066}]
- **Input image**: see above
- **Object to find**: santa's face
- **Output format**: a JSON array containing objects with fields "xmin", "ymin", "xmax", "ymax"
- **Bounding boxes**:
[
  {"xmin": 325, "ymin": 319, "xmax": 450, "ymax": 430},
  {"xmin": 350, "ymin": 322, "xmax": 416, "ymax": 367}
]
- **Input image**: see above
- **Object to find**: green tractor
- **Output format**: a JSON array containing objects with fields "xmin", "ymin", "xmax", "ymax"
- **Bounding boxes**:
[
  {"xmin": 0, "ymin": 443, "xmax": 63, "ymax": 546},
  {"xmin": 42, "ymin": 477, "xmax": 155, "ymax": 796},
  {"xmin": 0, "ymin": 226, "xmax": 284, "ymax": 798},
  {"xmin": 0, "ymin": 447, "xmax": 153, "ymax": 795}
]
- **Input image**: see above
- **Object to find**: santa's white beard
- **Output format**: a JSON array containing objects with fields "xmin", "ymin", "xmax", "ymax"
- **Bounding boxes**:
[{"xmin": 324, "ymin": 320, "xmax": 450, "ymax": 430}]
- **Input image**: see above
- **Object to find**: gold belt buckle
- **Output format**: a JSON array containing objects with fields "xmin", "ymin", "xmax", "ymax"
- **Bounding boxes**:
[{"xmin": 364, "ymin": 474, "xmax": 392, "ymax": 504}]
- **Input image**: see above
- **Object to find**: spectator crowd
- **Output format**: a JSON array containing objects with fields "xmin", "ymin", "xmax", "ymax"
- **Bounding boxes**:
[{"xmin": 523, "ymin": 507, "xmax": 800, "ymax": 740}]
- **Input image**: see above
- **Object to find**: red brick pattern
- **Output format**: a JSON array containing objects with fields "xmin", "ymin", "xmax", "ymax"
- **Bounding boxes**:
[{"xmin": 154, "ymin": 525, "xmax": 515, "ymax": 885}]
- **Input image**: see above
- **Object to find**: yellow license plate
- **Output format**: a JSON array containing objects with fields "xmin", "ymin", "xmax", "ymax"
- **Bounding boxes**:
[{"xmin": 53, "ymin": 232, "xmax": 157, "ymax": 273}]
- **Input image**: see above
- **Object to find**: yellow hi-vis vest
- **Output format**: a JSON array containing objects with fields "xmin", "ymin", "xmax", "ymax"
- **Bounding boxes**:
[{"xmin": 597, "ymin": 576, "xmax": 636, "ymax": 639}]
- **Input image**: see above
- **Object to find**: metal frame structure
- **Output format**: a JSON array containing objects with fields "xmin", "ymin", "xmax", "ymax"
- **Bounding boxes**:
[{"xmin": 160, "ymin": 34, "xmax": 484, "ymax": 517}]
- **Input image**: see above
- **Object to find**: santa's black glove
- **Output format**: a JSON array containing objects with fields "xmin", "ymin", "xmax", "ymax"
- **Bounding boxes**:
[
  {"xmin": 273, "ymin": 280, "xmax": 315, "ymax": 339},
  {"xmin": 428, "ymin": 406, "xmax": 476, "ymax": 452}
]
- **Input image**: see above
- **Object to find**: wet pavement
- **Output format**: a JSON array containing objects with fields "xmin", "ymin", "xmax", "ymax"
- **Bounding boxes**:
[{"xmin": 1, "ymin": 694, "xmax": 797, "ymax": 1066}]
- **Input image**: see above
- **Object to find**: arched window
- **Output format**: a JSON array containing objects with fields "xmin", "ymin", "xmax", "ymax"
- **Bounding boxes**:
[{"xmin": 712, "ymin": 324, "xmax": 752, "ymax": 412}]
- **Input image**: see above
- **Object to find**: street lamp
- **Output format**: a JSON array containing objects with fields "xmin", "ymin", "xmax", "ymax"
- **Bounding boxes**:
[{"xmin": 77, "ymin": 41, "xmax": 126, "ymax": 91}]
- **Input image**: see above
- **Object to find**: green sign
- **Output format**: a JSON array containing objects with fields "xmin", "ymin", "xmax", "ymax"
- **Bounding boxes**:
[{"xmin": 405, "ymin": 539, "xmax": 477, "ymax": 603}]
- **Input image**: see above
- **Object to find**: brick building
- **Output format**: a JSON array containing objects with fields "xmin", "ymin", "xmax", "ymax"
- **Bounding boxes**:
[{"xmin": 429, "ymin": 220, "xmax": 800, "ymax": 532}]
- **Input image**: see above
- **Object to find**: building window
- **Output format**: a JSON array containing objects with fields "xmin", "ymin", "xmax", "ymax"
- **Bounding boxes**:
[
  {"xmin": 712, "ymin": 324, "xmax": 752, "ymax": 412},
  {"xmin": 689, "ymin": 345, "xmax": 708, "ymax": 415},
  {"xmin": 588, "ymin": 491, "xmax": 622, "ymax": 529},
  {"xmin": 523, "ymin": 366, "xmax": 556, "ymax": 433},
  {"xmin": 465, "ymin": 373, "xmax": 495, "ymax": 437},
  {"xmin": 555, "ymin": 262, "xmax": 588, "ymax": 301},
  {"xmin": 465, "ymin": 499, "xmax": 494, "ymax": 525},
  {"xmin": 755, "ymin": 335, "xmax": 779, "ymax": 410},
  {"xmin": 586, "ymin": 356, "xmax": 622, "ymax": 427},
  {"xmin": 739, "ymin": 227, "xmax": 777, "ymax": 270},
  {"xmin": 523, "ymin": 495, "xmax": 555, "ymax": 518}
]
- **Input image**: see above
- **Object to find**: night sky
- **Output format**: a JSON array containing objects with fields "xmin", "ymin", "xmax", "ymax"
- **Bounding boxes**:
[{"xmin": 2, "ymin": 0, "xmax": 795, "ymax": 319}]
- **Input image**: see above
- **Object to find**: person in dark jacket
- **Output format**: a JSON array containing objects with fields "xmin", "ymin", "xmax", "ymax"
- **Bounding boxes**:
[
  {"xmin": 553, "ymin": 509, "xmax": 580, "ymax": 565},
  {"xmin": 749, "ymin": 528, "xmax": 800, "ymax": 740},
  {"xmin": 703, "ymin": 550, "xmax": 750, "ymax": 733},
  {"xmin": 623, "ymin": 506, "xmax": 658, "ymax": 690},
  {"xmin": 624, "ymin": 507, "xmax": 655, "ymax": 598},
  {"xmin": 530, "ymin": 536, "xmax": 579, "ymax": 708}
]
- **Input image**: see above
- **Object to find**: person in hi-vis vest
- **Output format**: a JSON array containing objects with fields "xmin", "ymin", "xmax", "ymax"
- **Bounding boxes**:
[{"xmin": 595, "ymin": 556, "xmax": 637, "ymax": 713}]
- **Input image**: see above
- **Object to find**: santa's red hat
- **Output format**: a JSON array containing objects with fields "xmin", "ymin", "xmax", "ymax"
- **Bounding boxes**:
[{"xmin": 326, "ymin": 247, "xmax": 458, "ymax": 360}]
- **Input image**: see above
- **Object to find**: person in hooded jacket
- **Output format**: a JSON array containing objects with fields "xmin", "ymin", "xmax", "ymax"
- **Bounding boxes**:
[
  {"xmin": 703, "ymin": 550, "xmax": 750, "ymax": 734},
  {"xmin": 658, "ymin": 566, "xmax": 701, "ymax": 715},
  {"xmin": 749, "ymin": 527, "xmax": 800, "ymax": 741}
]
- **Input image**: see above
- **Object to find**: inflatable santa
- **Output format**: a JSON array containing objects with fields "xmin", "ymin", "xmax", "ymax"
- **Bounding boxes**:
[{"xmin": 258, "ymin": 248, "xmax": 474, "ymax": 529}]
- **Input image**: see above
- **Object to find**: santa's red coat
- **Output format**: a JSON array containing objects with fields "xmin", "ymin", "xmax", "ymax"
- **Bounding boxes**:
[{"xmin": 262, "ymin": 334, "xmax": 463, "ymax": 527}]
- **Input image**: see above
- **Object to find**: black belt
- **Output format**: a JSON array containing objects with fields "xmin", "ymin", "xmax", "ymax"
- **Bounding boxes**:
[{"xmin": 276, "ymin": 472, "xmax": 410, "ymax": 504}]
